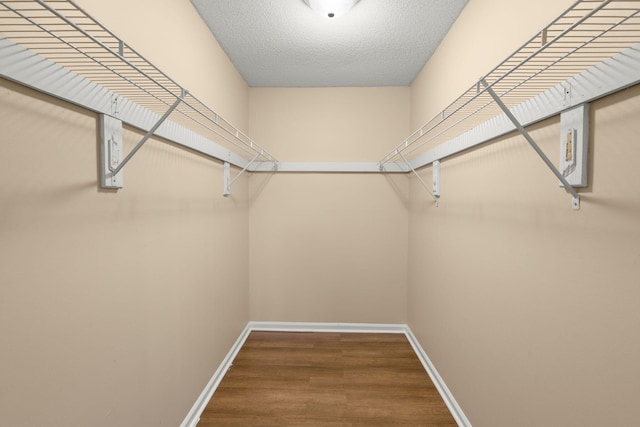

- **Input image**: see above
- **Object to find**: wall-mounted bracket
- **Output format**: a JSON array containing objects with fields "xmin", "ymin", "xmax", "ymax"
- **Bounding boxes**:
[
  {"xmin": 100, "ymin": 114, "xmax": 123, "ymax": 189},
  {"xmin": 104, "ymin": 92, "xmax": 184, "ymax": 185},
  {"xmin": 397, "ymin": 150, "xmax": 439, "ymax": 207},
  {"xmin": 433, "ymin": 160, "xmax": 441, "ymax": 197},
  {"xmin": 481, "ymin": 79, "xmax": 580, "ymax": 210},
  {"xmin": 223, "ymin": 162, "xmax": 231, "ymax": 196},
  {"xmin": 559, "ymin": 104, "xmax": 589, "ymax": 188},
  {"xmin": 223, "ymin": 152, "xmax": 261, "ymax": 197}
]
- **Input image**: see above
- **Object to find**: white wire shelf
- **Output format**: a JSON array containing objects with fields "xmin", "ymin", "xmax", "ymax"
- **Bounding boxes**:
[
  {"xmin": 380, "ymin": 0, "xmax": 640, "ymax": 167},
  {"xmin": 1, "ymin": 0, "xmax": 639, "ymax": 183},
  {"xmin": 0, "ymin": 0, "xmax": 277, "ymax": 165}
]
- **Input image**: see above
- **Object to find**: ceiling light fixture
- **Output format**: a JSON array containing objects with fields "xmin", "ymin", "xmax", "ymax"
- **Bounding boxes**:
[{"xmin": 303, "ymin": 0, "xmax": 360, "ymax": 18}]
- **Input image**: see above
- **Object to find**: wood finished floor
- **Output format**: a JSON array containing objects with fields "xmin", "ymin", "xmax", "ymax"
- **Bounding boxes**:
[{"xmin": 197, "ymin": 331, "xmax": 457, "ymax": 426}]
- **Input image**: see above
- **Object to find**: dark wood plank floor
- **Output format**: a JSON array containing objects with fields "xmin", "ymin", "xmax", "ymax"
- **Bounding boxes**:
[{"xmin": 197, "ymin": 331, "xmax": 457, "ymax": 426}]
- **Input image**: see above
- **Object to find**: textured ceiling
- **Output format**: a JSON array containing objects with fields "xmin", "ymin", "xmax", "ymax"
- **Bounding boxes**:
[{"xmin": 189, "ymin": 0, "xmax": 468, "ymax": 87}]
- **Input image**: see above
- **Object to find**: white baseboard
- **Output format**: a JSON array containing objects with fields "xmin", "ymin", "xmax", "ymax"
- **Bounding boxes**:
[
  {"xmin": 180, "ymin": 321, "xmax": 471, "ymax": 427},
  {"xmin": 248, "ymin": 320, "xmax": 408, "ymax": 334},
  {"xmin": 404, "ymin": 326, "xmax": 472, "ymax": 427},
  {"xmin": 179, "ymin": 323, "xmax": 252, "ymax": 427}
]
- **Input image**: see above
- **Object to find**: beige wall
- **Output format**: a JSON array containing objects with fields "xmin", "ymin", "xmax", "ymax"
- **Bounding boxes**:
[
  {"xmin": 0, "ymin": 0, "xmax": 250, "ymax": 426},
  {"xmin": 408, "ymin": 0, "xmax": 640, "ymax": 425},
  {"xmin": 248, "ymin": 88, "xmax": 410, "ymax": 323}
]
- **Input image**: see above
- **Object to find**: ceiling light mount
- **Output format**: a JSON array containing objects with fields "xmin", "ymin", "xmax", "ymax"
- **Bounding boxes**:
[{"xmin": 303, "ymin": 0, "xmax": 360, "ymax": 18}]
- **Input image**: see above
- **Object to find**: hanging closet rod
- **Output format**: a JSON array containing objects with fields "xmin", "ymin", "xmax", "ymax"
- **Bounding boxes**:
[
  {"xmin": 380, "ymin": 0, "xmax": 640, "ymax": 166},
  {"xmin": 0, "ymin": 0, "xmax": 278, "ymax": 165}
]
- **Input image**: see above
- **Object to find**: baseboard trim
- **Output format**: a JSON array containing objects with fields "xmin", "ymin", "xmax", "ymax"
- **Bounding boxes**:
[
  {"xmin": 181, "ymin": 321, "xmax": 471, "ymax": 427},
  {"xmin": 179, "ymin": 323, "xmax": 252, "ymax": 427},
  {"xmin": 248, "ymin": 320, "xmax": 408, "ymax": 334},
  {"xmin": 404, "ymin": 326, "xmax": 472, "ymax": 427}
]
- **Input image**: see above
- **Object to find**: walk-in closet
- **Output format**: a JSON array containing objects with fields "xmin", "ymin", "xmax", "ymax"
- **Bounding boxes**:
[{"xmin": 2, "ymin": 0, "xmax": 639, "ymax": 425}]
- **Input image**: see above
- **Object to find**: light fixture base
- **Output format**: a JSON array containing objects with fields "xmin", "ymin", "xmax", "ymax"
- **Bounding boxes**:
[{"xmin": 303, "ymin": 0, "xmax": 360, "ymax": 18}]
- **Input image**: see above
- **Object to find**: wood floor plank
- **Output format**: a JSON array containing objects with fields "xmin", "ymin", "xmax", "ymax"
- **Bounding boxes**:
[{"xmin": 198, "ymin": 331, "xmax": 457, "ymax": 426}]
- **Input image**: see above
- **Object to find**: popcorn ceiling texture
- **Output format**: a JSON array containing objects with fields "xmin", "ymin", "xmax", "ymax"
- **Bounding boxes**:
[{"xmin": 189, "ymin": 0, "xmax": 468, "ymax": 87}]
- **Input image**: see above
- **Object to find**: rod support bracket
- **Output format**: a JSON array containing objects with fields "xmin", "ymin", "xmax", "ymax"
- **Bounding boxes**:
[{"xmin": 223, "ymin": 162, "xmax": 231, "ymax": 197}]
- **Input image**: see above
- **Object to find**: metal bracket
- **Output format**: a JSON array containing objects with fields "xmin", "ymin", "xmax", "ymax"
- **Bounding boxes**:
[
  {"xmin": 433, "ymin": 160, "xmax": 441, "ymax": 197},
  {"xmin": 100, "ymin": 114, "xmax": 123, "ymax": 189},
  {"xmin": 107, "ymin": 92, "xmax": 185, "ymax": 180},
  {"xmin": 481, "ymin": 79, "xmax": 580, "ymax": 210},
  {"xmin": 559, "ymin": 104, "xmax": 589, "ymax": 187},
  {"xmin": 223, "ymin": 162, "xmax": 231, "ymax": 196},
  {"xmin": 397, "ymin": 150, "xmax": 439, "ymax": 206},
  {"xmin": 223, "ymin": 151, "xmax": 261, "ymax": 196}
]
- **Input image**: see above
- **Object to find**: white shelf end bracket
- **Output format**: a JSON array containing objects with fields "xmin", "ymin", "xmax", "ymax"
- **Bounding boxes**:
[
  {"xmin": 433, "ymin": 160, "xmax": 441, "ymax": 198},
  {"xmin": 481, "ymin": 79, "xmax": 580, "ymax": 210},
  {"xmin": 559, "ymin": 104, "xmax": 589, "ymax": 190},
  {"xmin": 100, "ymin": 114, "xmax": 123, "ymax": 189},
  {"xmin": 223, "ymin": 162, "xmax": 231, "ymax": 196}
]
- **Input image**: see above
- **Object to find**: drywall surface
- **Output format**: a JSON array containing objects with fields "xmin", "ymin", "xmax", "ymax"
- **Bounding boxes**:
[
  {"xmin": 0, "ymin": 1, "xmax": 251, "ymax": 426},
  {"xmin": 249, "ymin": 87, "xmax": 410, "ymax": 323},
  {"xmin": 408, "ymin": 1, "xmax": 640, "ymax": 425},
  {"xmin": 408, "ymin": 88, "xmax": 640, "ymax": 427}
]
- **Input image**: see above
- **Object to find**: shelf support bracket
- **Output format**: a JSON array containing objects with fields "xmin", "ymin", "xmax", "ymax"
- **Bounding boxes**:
[
  {"xmin": 100, "ymin": 114, "xmax": 123, "ymax": 189},
  {"xmin": 433, "ymin": 160, "xmax": 441, "ymax": 198},
  {"xmin": 108, "ymin": 92, "xmax": 185, "ymax": 178},
  {"xmin": 480, "ymin": 79, "xmax": 580, "ymax": 210},
  {"xmin": 397, "ymin": 150, "xmax": 439, "ymax": 207},
  {"xmin": 223, "ymin": 151, "xmax": 261, "ymax": 196}
]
